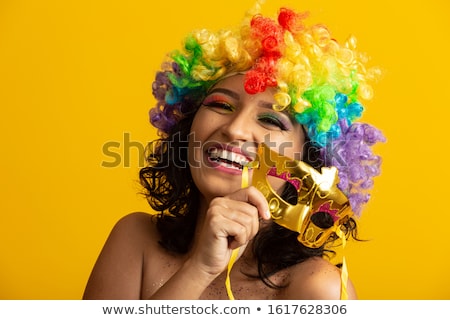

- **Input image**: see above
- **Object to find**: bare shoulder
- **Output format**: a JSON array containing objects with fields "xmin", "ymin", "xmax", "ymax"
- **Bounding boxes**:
[
  {"xmin": 113, "ymin": 212, "xmax": 158, "ymax": 240},
  {"xmin": 83, "ymin": 212, "xmax": 159, "ymax": 299},
  {"xmin": 101, "ymin": 212, "xmax": 159, "ymax": 252},
  {"xmin": 280, "ymin": 257, "xmax": 357, "ymax": 300}
]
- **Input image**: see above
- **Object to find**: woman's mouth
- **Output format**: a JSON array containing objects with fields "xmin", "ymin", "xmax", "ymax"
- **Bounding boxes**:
[{"xmin": 207, "ymin": 147, "xmax": 250, "ymax": 171}]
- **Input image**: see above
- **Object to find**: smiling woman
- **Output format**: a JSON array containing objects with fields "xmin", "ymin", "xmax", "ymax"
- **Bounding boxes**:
[
  {"xmin": 1, "ymin": 0, "xmax": 449, "ymax": 302},
  {"xmin": 82, "ymin": 0, "xmax": 384, "ymax": 300}
]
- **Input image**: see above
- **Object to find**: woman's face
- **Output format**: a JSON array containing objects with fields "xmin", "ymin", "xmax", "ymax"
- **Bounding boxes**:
[{"xmin": 188, "ymin": 74, "xmax": 306, "ymax": 203}]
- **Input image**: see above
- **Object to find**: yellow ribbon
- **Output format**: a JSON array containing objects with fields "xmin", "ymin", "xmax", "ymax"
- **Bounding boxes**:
[
  {"xmin": 225, "ymin": 166, "xmax": 249, "ymax": 300},
  {"xmin": 336, "ymin": 228, "xmax": 349, "ymax": 300},
  {"xmin": 241, "ymin": 165, "xmax": 249, "ymax": 189},
  {"xmin": 225, "ymin": 247, "xmax": 239, "ymax": 300}
]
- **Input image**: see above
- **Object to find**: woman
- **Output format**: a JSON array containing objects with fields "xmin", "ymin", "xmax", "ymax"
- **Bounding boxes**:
[{"xmin": 83, "ymin": 2, "xmax": 385, "ymax": 300}]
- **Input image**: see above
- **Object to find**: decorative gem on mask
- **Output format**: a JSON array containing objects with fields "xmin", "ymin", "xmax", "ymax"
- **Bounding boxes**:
[
  {"xmin": 249, "ymin": 143, "xmax": 354, "ymax": 248},
  {"xmin": 267, "ymin": 166, "xmax": 301, "ymax": 190},
  {"xmin": 316, "ymin": 201, "xmax": 340, "ymax": 222}
]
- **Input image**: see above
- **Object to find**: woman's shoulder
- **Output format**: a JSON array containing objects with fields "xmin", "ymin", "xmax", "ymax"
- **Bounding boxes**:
[
  {"xmin": 108, "ymin": 212, "xmax": 159, "ymax": 245},
  {"xmin": 280, "ymin": 257, "xmax": 357, "ymax": 300},
  {"xmin": 114, "ymin": 211, "xmax": 157, "ymax": 232},
  {"xmin": 83, "ymin": 212, "xmax": 161, "ymax": 299}
]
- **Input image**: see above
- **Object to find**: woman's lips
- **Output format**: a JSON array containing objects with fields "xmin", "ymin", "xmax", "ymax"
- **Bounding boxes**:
[{"xmin": 206, "ymin": 144, "xmax": 253, "ymax": 174}]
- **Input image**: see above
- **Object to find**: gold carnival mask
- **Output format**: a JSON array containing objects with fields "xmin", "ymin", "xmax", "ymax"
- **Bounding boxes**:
[
  {"xmin": 225, "ymin": 143, "xmax": 353, "ymax": 300},
  {"xmin": 249, "ymin": 143, "xmax": 353, "ymax": 248}
]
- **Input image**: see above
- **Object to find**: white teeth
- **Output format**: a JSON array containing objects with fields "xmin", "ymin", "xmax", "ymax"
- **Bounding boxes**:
[
  {"xmin": 209, "ymin": 147, "xmax": 219, "ymax": 159},
  {"xmin": 208, "ymin": 148, "xmax": 249, "ymax": 167}
]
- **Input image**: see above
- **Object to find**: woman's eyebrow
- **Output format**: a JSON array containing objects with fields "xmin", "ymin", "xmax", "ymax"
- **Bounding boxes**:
[
  {"xmin": 207, "ymin": 87, "xmax": 240, "ymax": 100},
  {"xmin": 258, "ymin": 100, "xmax": 275, "ymax": 110}
]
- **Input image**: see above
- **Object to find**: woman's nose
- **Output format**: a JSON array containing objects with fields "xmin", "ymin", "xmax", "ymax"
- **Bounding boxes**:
[{"xmin": 220, "ymin": 110, "xmax": 256, "ymax": 142}]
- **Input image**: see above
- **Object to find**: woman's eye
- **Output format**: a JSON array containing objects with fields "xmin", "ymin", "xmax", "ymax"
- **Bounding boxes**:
[
  {"xmin": 258, "ymin": 115, "xmax": 288, "ymax": 130},
  {"xmin": 203, "ymin": 100, "xmax": 234, "ymax": 112}
]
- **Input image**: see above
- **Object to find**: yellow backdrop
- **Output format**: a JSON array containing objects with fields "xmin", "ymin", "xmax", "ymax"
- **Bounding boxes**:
[{"xmin": 1, "ymin": 0, "xmax": 449, "ymax": 299}]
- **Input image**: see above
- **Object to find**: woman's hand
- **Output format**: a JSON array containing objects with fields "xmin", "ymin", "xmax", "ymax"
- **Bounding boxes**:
[{"xmin": 189, "ymin": 186, "xmax": 271, "ymax": 278}]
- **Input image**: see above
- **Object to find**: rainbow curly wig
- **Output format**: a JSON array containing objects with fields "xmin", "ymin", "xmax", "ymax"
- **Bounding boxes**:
[{"xmin": 150, "ymin": 1, "xmax": 385, "ymax": 216}]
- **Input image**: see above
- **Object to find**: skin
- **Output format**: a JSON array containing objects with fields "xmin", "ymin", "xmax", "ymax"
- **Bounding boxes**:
[{"xmin": 83, "ymin": 74, "xmax": 357, "ymax": 300}]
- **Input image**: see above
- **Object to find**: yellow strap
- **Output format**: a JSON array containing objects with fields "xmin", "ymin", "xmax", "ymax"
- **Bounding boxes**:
[
  {"xmin": 340, "ymin": 256, "xmax": 349, "ymax": 300},
  {"xmin": 225, "ymin": 166, "xmax": 249, "ymax": 300},
  {"xmin": 225, "ymin": 247, "xmax": 240, "ymax": 300},
  {"xmin": 241, "ymin": 165, "xmax": 249, "ymax": 189},
  {"xmin": 336, "ymin": 228, "xmax": 349, "ymax": 300}
]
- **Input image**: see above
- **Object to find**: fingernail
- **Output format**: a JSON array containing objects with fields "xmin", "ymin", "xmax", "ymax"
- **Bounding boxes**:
[{"xmin": 265, "ymin": 210, "xmax": 271, "ymax": 219}]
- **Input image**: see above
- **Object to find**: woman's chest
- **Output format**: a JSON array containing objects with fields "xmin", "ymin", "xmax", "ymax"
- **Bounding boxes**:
[
  {"xmin": 140, "ymin": 252, "xmax": 287, "ymax": 300},
  {"xmin": 199, "ymin": 273, "xmax": 282, "ymax": 300}
]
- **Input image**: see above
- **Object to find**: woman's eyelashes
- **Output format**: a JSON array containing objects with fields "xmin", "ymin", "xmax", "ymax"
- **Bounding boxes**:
[
  {"xmin": 202, "ymin": 96, "xmax": 234, "ymax": 112},
  {"xmin": 258, "ymin": 113, "xmax": 289, "ymax": 130}
]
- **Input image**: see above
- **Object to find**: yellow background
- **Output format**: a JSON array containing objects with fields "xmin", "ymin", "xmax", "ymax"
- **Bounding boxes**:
[{"xmin": 1, "ymin": 0, "xmax": 449, "ymax": 299}]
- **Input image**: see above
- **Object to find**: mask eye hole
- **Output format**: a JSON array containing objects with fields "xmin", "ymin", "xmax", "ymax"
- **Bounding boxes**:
[
  {"xmin": 310, "ymin": 211, "xmax": 334, "ymax": 229},
  {"xmin": 265, "ymin": 167, "xmax": 300, "ymax": 205},
  {"xmin": 279, "ymin": 182, "xmax": 298, "ymax": 205},
  {"xmin": 266, "ymin": 175, "xmax": 299, "ymax": 205}
]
